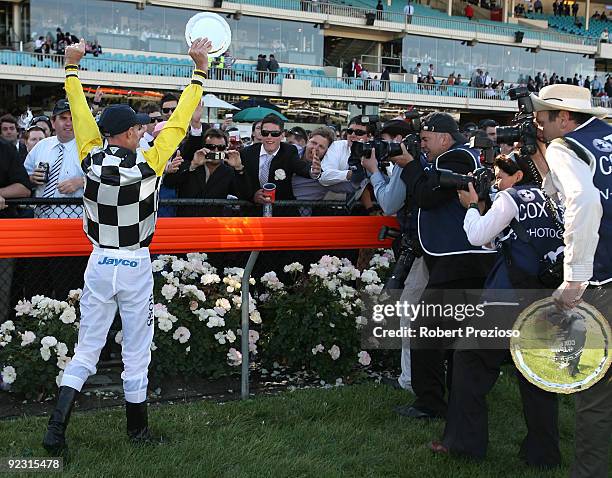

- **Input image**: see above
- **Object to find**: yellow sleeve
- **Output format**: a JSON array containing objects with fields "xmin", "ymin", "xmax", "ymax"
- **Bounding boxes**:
[
  {"xmin": 64, "ymin": 65, "xmax": 103, "ymax": 162},
  {"xmin": 144, "ymin": 70, "xmax": 206, "ymax": 176}
]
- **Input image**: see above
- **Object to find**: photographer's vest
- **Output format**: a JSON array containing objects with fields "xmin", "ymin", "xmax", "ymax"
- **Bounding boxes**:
[
  {"xmin": 418, "ymin": 146, "xmax": 496, "ymax": 256},
  {"xmin": 485, "ymin": 185, "xmax": 565, "ymax": 290},
  {"xmin": 564, "ymin": 117, "xmax": 612, "ymax": 285}
]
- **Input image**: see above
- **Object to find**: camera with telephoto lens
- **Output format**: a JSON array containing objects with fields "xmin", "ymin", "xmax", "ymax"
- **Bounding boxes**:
[
  {"xmin": 205, "ymin": 151, "xmax": 226, "ymax": 161},
  {"xmin": 437, "ymin": 167, "xmax": 495, "ymax": 201},
  {"xmin": 347, "ymin": 113, "xmax": 421, "ymax": 182},
  {"xmin": 495, "ymin": 87, "xmax": 538, "ymax": 156}
]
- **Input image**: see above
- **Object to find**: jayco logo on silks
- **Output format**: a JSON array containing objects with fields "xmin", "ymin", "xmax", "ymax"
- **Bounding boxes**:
[{"xmin": 97, "ymin": 256, "xmax": 138, "ymax": 267}]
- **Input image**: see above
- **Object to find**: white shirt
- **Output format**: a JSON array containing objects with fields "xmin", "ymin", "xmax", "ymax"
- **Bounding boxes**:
[
  {"xmin": 320, "ymin": 140, "xmax": 351, "ymax": 186},
  {"xmin": 24, "ymin": 136, "xmax": 84, "ymax": 218},
  {"xmin": 541, "ymin": 129, "xmax": 603, "ymax": 282},
  {"xmin": 463, "ymin": 190, "xmax": 518, "ymax": 248},
  {"xmin": 404, "ymin": 4, "xmax": 414, "ymax": 14},
  {"xmin": 259, "ymin": 145, "xmax": 280, "ymax": 186}
]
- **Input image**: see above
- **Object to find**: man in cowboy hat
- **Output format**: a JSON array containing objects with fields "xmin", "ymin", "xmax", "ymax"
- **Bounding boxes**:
[{"xmin": 530, "ymin": 84, "xmax": 611, "ymax": 478}]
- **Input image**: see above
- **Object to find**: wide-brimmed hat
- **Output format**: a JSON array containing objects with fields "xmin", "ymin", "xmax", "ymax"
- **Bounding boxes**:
[{"xmin": 530, "ymin": 84, "xmax": 608, "ymax": 118}]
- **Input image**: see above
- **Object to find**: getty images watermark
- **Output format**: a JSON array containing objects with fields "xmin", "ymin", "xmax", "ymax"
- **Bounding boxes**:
[{"xmin": 360, "ymin": 288, "xmax": 611, "ymax": 351}]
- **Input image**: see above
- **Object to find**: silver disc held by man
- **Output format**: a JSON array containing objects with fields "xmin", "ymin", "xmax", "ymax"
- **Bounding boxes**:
[{"xmin": 511, "ymin": 297, "xmax": 611, "ymax": 394}]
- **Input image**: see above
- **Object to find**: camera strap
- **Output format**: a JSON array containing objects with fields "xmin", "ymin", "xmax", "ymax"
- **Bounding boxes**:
[{"xmin": 551, "ymin": 138, "xmax": 591, "ymax": 167}]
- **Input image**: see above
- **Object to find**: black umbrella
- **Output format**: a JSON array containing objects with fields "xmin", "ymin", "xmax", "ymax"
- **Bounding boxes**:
[{"xmin": 233, "ymin": 98, "xmax": 281, "ymax": 112}]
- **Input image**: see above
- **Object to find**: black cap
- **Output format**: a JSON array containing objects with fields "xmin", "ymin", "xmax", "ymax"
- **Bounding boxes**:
[
  {"xmin": 381, "ymin": 119, "xmax": 415, "ymax": 138},
  {"xmin": 52, "ymin": 99, "xmax": 71, "ymax": 117},
  {"xmin": 421, "ymin": 112, "xmax": 466, "ymax": 144},
  {"xmin": 288, "ymin": 126, "xmax": 307, "ymax": 139},
  {"xmin": 98, "ymin": 104, "xmax": 150, "ymax": 137}
]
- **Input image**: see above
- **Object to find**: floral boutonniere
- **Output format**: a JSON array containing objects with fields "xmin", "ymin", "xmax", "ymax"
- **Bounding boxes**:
[{"xmin": 274, "ymin": 169, "xmax": 287, "ymax": 181}]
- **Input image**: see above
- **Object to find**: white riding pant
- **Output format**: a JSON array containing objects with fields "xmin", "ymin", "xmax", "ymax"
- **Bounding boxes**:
[{"xmin": 61, "ymin": 246, "xmax": 154, "ymax": 403}]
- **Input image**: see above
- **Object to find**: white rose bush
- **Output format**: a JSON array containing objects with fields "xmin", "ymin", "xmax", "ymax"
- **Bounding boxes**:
[{"xmin": 0, "ymin": 250, "xmax": 392, "ymax": 399}]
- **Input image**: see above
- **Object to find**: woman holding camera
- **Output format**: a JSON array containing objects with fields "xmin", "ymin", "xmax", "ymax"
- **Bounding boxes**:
[{"xmin": 430, "ymin": 153, "xmax": 564, "ymax": 469}]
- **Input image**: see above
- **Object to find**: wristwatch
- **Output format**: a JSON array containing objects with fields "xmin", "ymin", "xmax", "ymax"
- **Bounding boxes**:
[{"xmin": 468, "ymin": 202, "xmax": 479, "ymax": 210}]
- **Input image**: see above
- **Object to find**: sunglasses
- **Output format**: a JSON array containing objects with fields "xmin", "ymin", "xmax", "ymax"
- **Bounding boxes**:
[
  {"xmin": 204, "ymin": 144, "xmax": 227, "ymax": 151},
  {"xmin": 32, "ymin": 115, "xmax": 51, "ymax": 124},
  {"xmin": 261, "ymin": 130, "xmax": 282, "ymax": 138},
  {"xmin": 162, "ymin": 107, "xmax": 176, "ymax": 114},
  {"xmin": 149, "ymin": 116, "xmax": 163, "ymax": 123},
  {"xmin": 346, "ymin": 128, "xmax": 368, "ymax": 136}
]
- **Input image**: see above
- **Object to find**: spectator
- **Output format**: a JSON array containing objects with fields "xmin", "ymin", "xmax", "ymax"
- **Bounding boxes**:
[
  {"xmin": 0, "ymin": 114, "xmax": 27, "ymax": 162},
  {"xmin": 415, "ymin": 62, "xmax": 423, "ymax": 81},
  {"xmin": 571, "ymin": 1, "xmax": 578, "ymax": 17},
  {"xmin": 251, "ymin": 120, "xmax": 263, "ymax": 144},
  {"xmin": 29, "ymin": 115, "xmax": 52, "ymax": 137},
  {"xmin": 601, "ymin": 28, "xmax": 608, "ymax": 43},
  {"xmin": 267, "ymin": 54, "xmax": 280, "ymax": 82},
  {"xmin": 286, "ymin": 126, "xmax": 308, "ymax": 156},
  {"xmin": 223, "ymin": 50, "xmax": 235, "ymax": 70},
  {"xmin": 24, "ymin": 126, "xmax": 46, "ymax": 153},
  {"xmin": 404, "ymin": 1, "xmax": 414, "ymax": 24},
  {"xmin": 534, "ymin": 0, "xmax": 542, "ymax": 14},
  {"xmin": 428, "ymin": 63, "xmax": 435, "ymax": 77},
  {"xmin": 344, "ymin": 58, "xmax": 358, "ymax": 78},
  {"xmin": 455, "ymin": 74, "xmax": 463, "ymax": 85},
  {"xmin": 55, "ymin": 28, "xmax": 64, "ymax": 46},
  {"xmin": 578, "ymin": 74, "xmax": 584, "ymax": 87},
  {"xmin": 601, "ymin": 12, "xmax": 608, "ymax": 22},
  {"xmin": 552, "ymin": 0, "xmax": 558, "ymax": 16},
  {"xmin": 376, "ymin": 0, "xmax": 384, "ymax": 20},
  {"xmin": 484, "ymin": 71, "xmax": 492, "ymax": 86},
  {"xmin": 584, "ymin": 76, "xmax": 591, "ymax": 90},
  {"xmin": 138, "ymin": 103, "xmax": 163, "ymax": 150},
  {"xmin": 285, "ymin": 68, "xmax": 296, "ymax": 79},
  {"xmin": 572, "ymin": 73, "xmax": 579, "ymax": 86},
  {"xmin": 163, "ymin": 128, "xmax": 252, "ymax": 216},
  {"xmin": 479, "ymin": 119, "xmax": 498, "ymax": 143},
  {"xmin": 592, "ymin": 11, "xmax": 600, "ymax": 20},
  {"xmin": 465, "ymin": 3, "xmax": 474, "ymax": 20},
  {"xmin": 239, "ymin": 114, "xmax": 320, "ymax": 204},
  {"xmin": 606, "ymin": 76, "xmax": 612, "ymax": 97},
  {"xmin": 381, "ymin": 66, "xmax": 390, "ymax": 90},
  {"xmin": 24, "ymin": 99, "xmax": 84, "ymax": 219},
  {"xmin": 355, "ymin": 60, "xmax": 364, "ymax": 78},
  {"xmin": 0, "ymin": 137, "xmax": 31, "ymax": 322},
  {"xmin": 160, "ymin": 93, "xmax": 178, "ymax": 120},
  {"xmin": 371, "ymin": 75, "xmax": 381, "ymax": 91},
  {"xmin": 592, "ymin": 75, "xmax": 603, "ymax": 95},
  {"xmin": 256, "ymin": 54, "xmax": 268, "ymax": 82},
  {"xmin": 34, "ymin": 36, "xmax": 45, "ymax": 53},
  {"xmin": 293, "ymin": 127, "xmax": 354, "ymax": 202},
  {"xmin": 321, "ymin": 114, "xmax": 372, "ymax": 187},
  {"xmin": 564, "ymin": 2, "xmax": 570, "ymax": 16}
]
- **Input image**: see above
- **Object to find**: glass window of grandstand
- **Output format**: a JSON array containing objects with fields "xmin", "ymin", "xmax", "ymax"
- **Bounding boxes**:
[
  {"xmin": 401, "ymin": 34, "xmax": 595, "ymax": 86},
  {"xmin": 29, "ymin": 0, "xmax": 323, "ymax": 64}
]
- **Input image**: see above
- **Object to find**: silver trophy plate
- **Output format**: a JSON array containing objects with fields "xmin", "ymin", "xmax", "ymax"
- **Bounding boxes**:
[{"xmin": 185, "ymin": 12, "xmax": 231, "ymax": 58}]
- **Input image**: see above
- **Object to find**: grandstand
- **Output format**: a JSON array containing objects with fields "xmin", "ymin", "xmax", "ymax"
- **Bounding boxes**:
[{"xmin": 0, "ymin": 0, "xmax": 610, "ymax": 121}]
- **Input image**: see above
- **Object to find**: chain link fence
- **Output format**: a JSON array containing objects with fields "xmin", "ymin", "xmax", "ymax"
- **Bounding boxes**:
[{"xmin": 0, "ymin": 198, "xmax": 370, "ymax": 322}]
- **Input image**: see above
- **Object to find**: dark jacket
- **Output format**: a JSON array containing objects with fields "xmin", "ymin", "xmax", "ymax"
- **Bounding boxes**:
[
  {"xmin": 0, "ymin": 138, "xmax": 31, "ymax": 218},
  {"xmin": 268, "ymin": 58, "xmax": 279, "ymax": 72},
  {"xmin": 256, "ymin": 57, "xmax": 269, "ymax": 72},
  {"xmin": 240, "ymin": 142, "xmax": 312, "ymax": 201}
]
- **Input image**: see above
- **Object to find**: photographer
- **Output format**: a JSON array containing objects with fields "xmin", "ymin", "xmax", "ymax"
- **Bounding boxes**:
[
  {"xmin": 430, "ymin": 154, "xmax": 564, "ymax": 467},
  {"xmin": 529, "ymin": 84, "xmax": 611, "ymax": 478},
  {"xmin": 164, "ymin": 128, "xmax": 252, "ymax": 216},
  {"xmin": 398, "ymin": 112, "xmax": 495, "ymax": 420},
  {"xmin": 361, "ymin": 119, "xmax": 429, "ymax": 394}
]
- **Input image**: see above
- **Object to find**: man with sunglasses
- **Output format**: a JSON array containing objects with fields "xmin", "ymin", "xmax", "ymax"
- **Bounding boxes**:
[
  {"xmin": 164, "ymin": 128, "xmax": 252, "ymax": 216},
  {"xmin": 160, "ymin": 93, "xmax": 178, "ymax": 120},
  {"xmin": 240, "ymin": 114, "xmax": 321, "ymax": 208},
  {"xmin": 320, "ymin": 115, "xmax": 372, "ymax": 187},
  {"xmin": 138, "ymin": 103, "xmax": 163, "ymax": 150}
]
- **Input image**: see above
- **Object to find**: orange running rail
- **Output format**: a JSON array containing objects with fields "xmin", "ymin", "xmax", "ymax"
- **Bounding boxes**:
[{"xmin": 0, "ymin": 216, "xmax": 399, "ymax": 258}]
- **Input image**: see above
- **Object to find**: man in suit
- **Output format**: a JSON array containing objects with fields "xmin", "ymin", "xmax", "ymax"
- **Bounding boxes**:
[
  {"xmin": 0, "ymin": 115, "xmax": 27, "ymax": 163},
  {"xmin": 240, "ymin": 114, "xmax": 321, "ymax": 208},
  {"xmin": 164, "ymin": 128, "xmax": 252, "ymax": 216}
]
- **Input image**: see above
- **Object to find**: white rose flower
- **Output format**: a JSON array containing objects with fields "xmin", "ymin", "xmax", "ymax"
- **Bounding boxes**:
[
  {"xmin": 31, "ymin": 295, "xmax": 45, "ymax": 306},
  {"xmin": 226, "ymin": 330, "xmax": 237, "ymax": 343},
  {"xmin": 1, "ymin": 365, "xmax": 16, "ymax": 384},
  {"xmin": 365, "ymin": 284, "xmax": 383, "ymax": 295},
  {"xmin": 59, "ymin": 306, "xmax": 77, "ymax": 324},
  {"xmin": 248, "ymin": 330, "xmax": 259, "ymax": 343},
  {"xmin": 151, "ymin": 259, "xmax": 165, "ymax": 272},
  {"xmin": 261, "ymin": 271, "xmax": 284, "ymax": 291},
  {"xmin": 55, "ymin": 370, "xmax": 64, "ymax": 388},
  {"xmin": 68, "ymin": 288, "xmax": 82, "ymax": 301},
  {"xmin": 150, "ymin": 342, "xmax": 158, "ymax": 351},
  {"xmin": 41, "ymin": 336, "xmax": 58, "ymax": 348},
  {"xmin": 215, "ymin": 298, "xmax": 231, "ymax": 311},
  {"xmin": 207, "ymin": 316, "xmax": 225, "ymax": 328},
  {"xmin": 214, "ymin": 331, "xmax": 227, "ymax": 345},
  {"xmin": 250, "ymin": 310, "xmax": 262, "ymax": 324},
  {"xmin": 358, "ymin": 351, "xmax": 372, "ymax": 366},
  {"xmin": 200, "ymin": 274, "xmax": 221, "ymax": 285},
  {"xmin": 40, "ymin": 347, "xmax": 51, "ymax": 361},
  {"xmin": 0, "ymin": 321, "xmax": 15, "ymax": 333},
  {"xmin": 161, "ymin": 284, "xmax": 178, "ymax": 301},
  {"xmin": 20, "ymin": 331, "xmax": 36, "ymax": 347},
  {"xmin": 311, "ymin": 344, "xmax": 325, "ymax": 355},
  {"xmin": 115, "ymin": 331, "xmax": 123, "ymax": 345},
  {"xmin": 57, "ymin": 355, "xmax": 71, "ymax": 370},
  {"xmin": 227, "ymin": 348, "xmax": 242, "ymax": 366},
  {"xmin": 171, "ymin": 260, "xmax": 186, "ymax": 272},
  {"xmin": 172, "ymin": 326, "xmax": 191, "ymax": 344},
  {"xmin": 158, "ymin": 317, "xmax": 173, "ymax": 332},
  {"xmin": 355, "ymin": 316, "xmax": 368, "ymax": 326},
  {"xmin": 360, "ymin": 269, "xmax": 380, "ymax": 284},
  {"xmin": 274, "ymin": 169, "xmax": 286, "ymax": 181},
  {"xmin": 56, "ymin": 342, "xmax": 68, "ymax": 358},
  {"xmin": 328, "ymin": 344, "xmax": 341, "ymax": 361},
  {"xmin": 283, "ymin": 262, "xmax": 304, "ymax": 274},
  {"xmin": 185, "ymin": 346, "xmax": 191, "ymax": 353},
  {"xmin": 14, "ymin": 300, "xmax": 32, "ymax": 316}
]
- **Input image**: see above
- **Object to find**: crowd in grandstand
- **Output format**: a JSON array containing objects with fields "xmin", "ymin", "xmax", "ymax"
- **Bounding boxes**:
[{"xmin": 33, "ymin": 27, "xmax": 102, "ymax": 57}]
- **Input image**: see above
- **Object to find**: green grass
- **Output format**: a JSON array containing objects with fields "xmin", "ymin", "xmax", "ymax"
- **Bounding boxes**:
[{"xmin": 0, "ymin": 371, "xmax": 583, "ymax": 478}]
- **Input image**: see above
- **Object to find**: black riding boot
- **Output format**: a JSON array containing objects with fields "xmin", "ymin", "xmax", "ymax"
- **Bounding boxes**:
[
  {"xmin": 43, "ymin": 386, "xmax": 78, "ymax": 455},
  {"xmin": 126, "ymin": 401, "xmax": 153, "ymax": 443}
]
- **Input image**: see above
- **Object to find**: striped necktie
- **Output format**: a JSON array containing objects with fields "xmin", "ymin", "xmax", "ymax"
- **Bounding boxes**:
[
  {"xmin": 259, "ymin": 153, "xmax": 273, "ymax": 188},
  {"xmin": 42, "ymin": 143, "xmax": 64, "ymax": 198}
]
